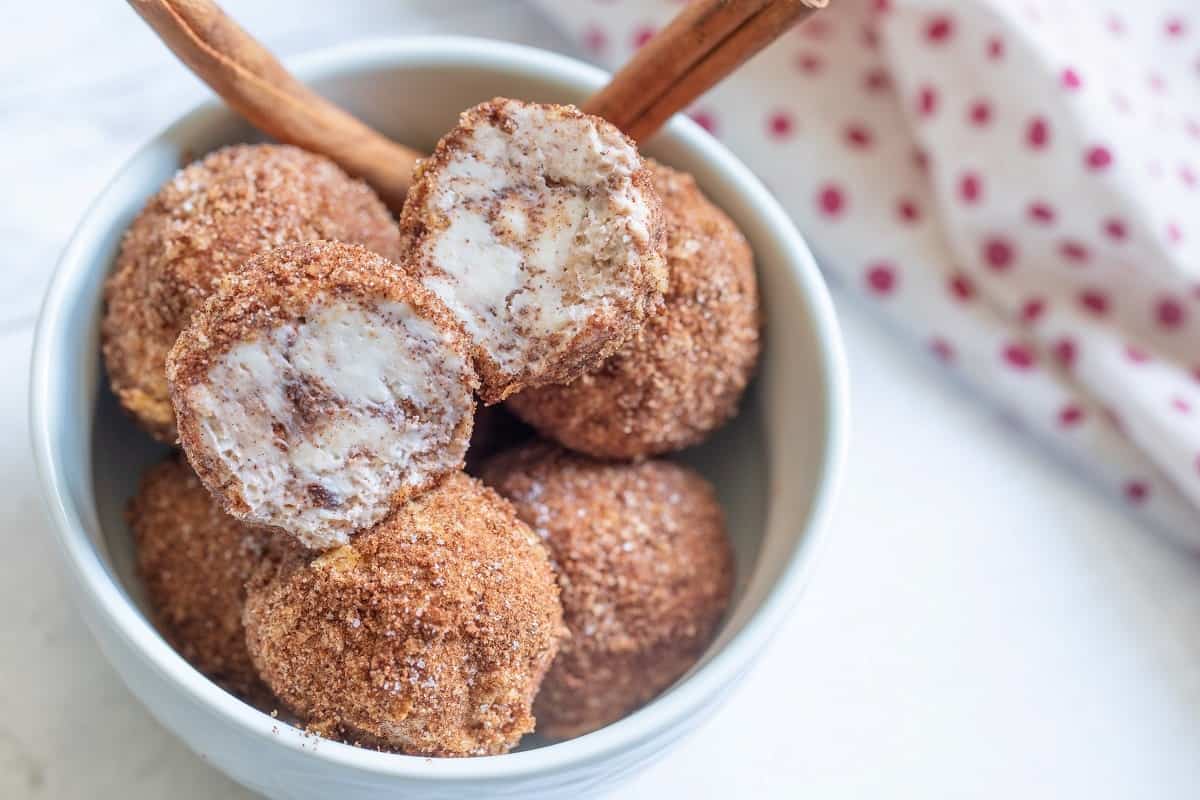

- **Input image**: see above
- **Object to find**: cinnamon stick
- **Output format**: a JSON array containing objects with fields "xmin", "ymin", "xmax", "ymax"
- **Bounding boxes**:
[
  {"xmin": 128, "ymin": 0, "xmax": 420, "ymax": 211},
  {"xmin": 624, "ymin": 0, "xmax": 829, "ymax": 143},
  {"xmin": 582, "ymin": 0, "xmax": 771, "ymax": 132}
]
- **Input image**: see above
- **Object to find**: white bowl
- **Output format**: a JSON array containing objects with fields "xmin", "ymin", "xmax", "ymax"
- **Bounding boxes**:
[{"xmin": 29, "ymin": 36, "xmax": 847, "ymax": 799}]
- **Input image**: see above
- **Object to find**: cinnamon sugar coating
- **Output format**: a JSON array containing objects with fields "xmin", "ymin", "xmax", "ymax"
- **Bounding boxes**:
[
  {"xmin": 481, "ymin": 443, "xmax": 733, "ymax": 740},
  {"xmin": 399, "ymin": 98, "xmax": 667, "ymax": 403},
  {"xmin": 130, "ymin": 453, "xmax": 297, "ymax": 704},
  {"xmin": 102, "ymin": 144, "xmax": 403, "ymax": 443},
  {"xmin": 168, "ymin": 240, "xmax": 478, "ymax": 550},
  {"xmin": 243, "ymin": 472, "xmax": 566, "ymax": 756},
  {"xmin": 507, "ymin": 161, "xmax": 760, "ymax": 458}
]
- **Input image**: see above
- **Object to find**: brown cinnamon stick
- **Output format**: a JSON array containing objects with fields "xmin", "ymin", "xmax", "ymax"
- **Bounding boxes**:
[
  {"xmin": 128, "ymin": 0, "xmax": 420, "ymax": 211},
  {"xmin": 623, "ymin": 0, "xmax": 829, "ymax": 143},
  {"xmin": 582, "ymin": 0, "xmax": 771, "ymax": 131}
]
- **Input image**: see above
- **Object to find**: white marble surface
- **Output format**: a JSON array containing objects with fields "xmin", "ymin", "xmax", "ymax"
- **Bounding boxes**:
[{"xmin": 5, "ymin": 2, "xmax": 1200, "ymax": 797}]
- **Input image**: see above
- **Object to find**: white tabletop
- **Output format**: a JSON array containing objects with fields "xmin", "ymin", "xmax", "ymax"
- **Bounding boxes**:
[{"xmin": 5, "ymin": 2, "xmax": 1200, "ymax": 797}]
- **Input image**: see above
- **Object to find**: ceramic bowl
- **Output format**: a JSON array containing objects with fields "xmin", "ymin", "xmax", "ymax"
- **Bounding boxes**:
[{"xmin": 29, "ymin": 36, "xmax": 847, "ymax": 800}]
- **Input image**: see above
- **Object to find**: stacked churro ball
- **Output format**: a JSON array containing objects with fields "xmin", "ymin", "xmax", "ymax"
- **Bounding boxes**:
[
  {"xmin": 102, "ymin": 144, "xmax": 403, "ymax": 443},
  {"xmin": 481, "ymin": 444, "xmax": 734, "ymax": 739},
  {"xmin": 130, "ymin": 453, "xmax": 297, "ymax": 705},
  {"xmin": 112, "ymin": 96, "xmax": 756, "ymax": 756},
  {"xmin": 507, "ymin": 160, "xmax": 761, "ymax": 459}
]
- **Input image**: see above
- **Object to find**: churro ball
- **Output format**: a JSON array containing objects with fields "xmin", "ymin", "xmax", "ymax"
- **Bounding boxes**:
[
  {"xmin": 507, "ymin": 162, "xmax": 760, "ymax": 458},
  {"xmin": 130, "ymin": 453, "xmax": 296, "ymax": 702},
  {"xmin": 482, "ymin": 444, "xmax": 734, "ymax": 740},
  {"xmin": 102, "ymin": 143, "xmax": 403, "ymax": 443},
  {"xmin": 243, "ymin": 472, "xmax": 566, "ymax": 756},
  {"xmin": 400, "ymin": 97, "xmax": 668, "ymax": 404},
  {"xmin": 167, "ymin": 240, "xmax": 477, "ymax": 550}
]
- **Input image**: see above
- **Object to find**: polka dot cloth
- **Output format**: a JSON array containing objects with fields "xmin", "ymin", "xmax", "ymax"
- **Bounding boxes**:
[{"xmin": 538, "ymin": 0, "xmax": 1200, "ymax": 546}]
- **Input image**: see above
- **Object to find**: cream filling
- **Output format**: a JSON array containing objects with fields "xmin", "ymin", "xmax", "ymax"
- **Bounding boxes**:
[
  {"xmin": 423, "ymin": 100, "xmax": 654, "ymax": 376},
  {"xmin": 187, "ymin": 298, "xmax": 470, "ymax": 549}
]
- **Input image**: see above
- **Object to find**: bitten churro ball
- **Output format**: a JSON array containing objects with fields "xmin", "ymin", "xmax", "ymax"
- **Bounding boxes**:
[
  {"xmin": 102, "ymin": 144, "xmax": 403, "ymax": 443},
  {"xmin": 167, "ymin": 240, "xmax": 477, "ymax": 550},
  {"xmin": 507, "ymin": 162, "xmax": 760, "ymax": 458},
  {"xmin": 482, "ymin": 444, "xmax": 734, "ymax": 740},
  {"xmin": 130, "ymin": 454, "xmax": 296, "ymax": 702},
  {"xmin": 400, "ymin": 97, "xmax": 668, "ymax": 404},
  {"xmin": 243, "ymin": 472, "xmax": 565, "ymax": 756}
]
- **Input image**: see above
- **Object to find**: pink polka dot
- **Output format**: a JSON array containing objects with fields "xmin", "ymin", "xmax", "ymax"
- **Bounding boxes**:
[
  {"xmin": 930, "ymin": 337, "xmax": 955, "ymax": 362},
  {"xmin": 1172, "ymin": 397, "xmax": 1192, "ymax": 414},
  {"xmin": 801, "ymin": 18, "xmax": 832, "ymax": 40},
  {"xmin": 925, "ymin": 15, "xmax": 954, "ymax": 42},
  {"xmin": 1103, "ymin": 218, "xmax": 1128, "ymax": 241},
  {"xmin": 631, "ymin": 25, "xmax": 656, "ymax": 49},
  {"xmin": 959, "ymin": 172, "xmax": 983, "ymax": 204},
  {"xmin": 917, "ymin": 85, "xmax": 939, "ymax": 117},
  {"xmin": 1027, "ymin": 201, "xmax": 1056, "ymax": 224},
  {"xmin": 1079, "ymin": 289, "xmax": 1109, "ymax": 315},
  {"xmin": 817, "ymin": 183, "xmax": 846, "ymax": 217},
  {"xmin": 844, "ymin": 123, "xmax": 873, "ymax": 149},
  {"xmin": 1166, "ymin": 17, "xmax": 1187, "ymax": 37},
  {"xmin": 1111, "ymin": 92, "xmax": 1132, "ymax": 115},
  {"xmin": 1186, "ymin": 118, "xmax": 1200, "ymax": 140},
  {"xmin": 897, "ymin": 197, "xmax": 921, "ymax": 224},
  {"xmin": 968, "ymin": 99, "xmax": 992, "ymax": 126},
  {"xmin": 1192, "ymin": 366, "xmax": 1200, "ymax": 384},
  {"xmin": 1167, "ymin": 222, "xmax": 1184, "ymax": 244},
  {"xmin": 983, "ymin": 237, "xmax": 1015, "ymax": 271},
  {"xmin": 1019, "ymin": 297, "xmax": 1046, "ymax": 324},
  {"xmin": 1003, "ymin": 342, "xmax": 1036, "ymax": 370},
  {"xmin": 912, "ymin": 148, "xmax": 930, "ymax": 172},
  {"xmin": 1059, "ymin": 240, "xmax": 1090, "ymax": 264},
  {"xmin": 874, "ymin": 0, "xmax": 892, "ymax": 12},
  {"xmin": 1061, "ymin": 67, "xmax": 1083, "ymax": 90},
  {"xmin": 767, "ymin": 110, "xmax": 795, "ymax": 139},
  {"xmin": 1107, "ymin": 14, "xmax": 1125, "ymax": 35},
  {"xmin": 1156, "ymin": 296, "xmax": 1186, "ymax": 329},
  {"xmin": 1058, "ymin": 404, "xmax": 1085, "ymax": 428},
  {"xmin": 861, "ymin": 24, "xmax": 880, "ymax": 50},
  {"xmin": 582, "ymin": 24, "xmax": 608, "ymax": 54},
  {"xmin": 1026, "ymin": 117, "xmax": 1050, "ymax": 149},
  {"xmin": 1085, "ymin": 145, "xmax": 1113, "ymax": 171},
  {"xmin": 949, "ymin": 273, "xmax": 975, "ymax": 301},
  {"xmin": 863, "ymin": 67, "xmax": 892, "ymax": 92},
  {"xmin": 1054, "ymin": 338, "xmax": 1077, "ymax": 368},
  {"xmin": 796, "ymin": 52, "xmax": 823, "ymax": 74},
  {"xmin": 1180, "ymin": 165, "xmax": 1197, "ymax": 189},
  {"xmin": 1124, "ymin": 481, "xmax": 1149, "ymax": 503},
  {"xmin": 865, "ymin": 262, "xmax": 898, "ymax": 295},
  {"xmin": 1126, "ymin": 344, "xmax": 1150, "ymax": 363},
  {"xmin": 1148, "ymin": 72, "xmax": 1167, "ymax": 93},
  {"xmin": 986, "ymin": 36, "xmax": 1004, "ymax": 60},
  {"xmin": 689, "ymin": 109, "xmax": 718, "ymax": 134}
]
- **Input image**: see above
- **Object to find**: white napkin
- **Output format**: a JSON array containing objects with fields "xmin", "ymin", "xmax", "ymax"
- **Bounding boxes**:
[{"xmin": 534, "ymin": 0, "xmax": 1200, "ymax": 546}]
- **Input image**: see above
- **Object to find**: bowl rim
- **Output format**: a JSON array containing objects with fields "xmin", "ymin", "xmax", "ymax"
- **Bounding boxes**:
[{"xmin": 29, "ymin": 35, "xmax": 848, "ymax": 782}]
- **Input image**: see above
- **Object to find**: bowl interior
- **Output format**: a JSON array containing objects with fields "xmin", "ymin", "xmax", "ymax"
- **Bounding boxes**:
[{"xmin": 37, "ymin": 37, "xmax": 842, "ymax": 774}]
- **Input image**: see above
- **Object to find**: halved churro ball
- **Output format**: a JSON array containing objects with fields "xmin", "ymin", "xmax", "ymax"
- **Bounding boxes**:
[
  {"xmin": 130, "ymin": 453, "xmax": 297, "ymax": 704},
  {"xmin": 400, "ymin": 97, "xmax": 668, "ymax": 403},
  {"xmin": 103, "ymin": 144, "xmax": 403, "ymax": 443},
  {"xmin": 482, "ymin": 443, "xmax": 733, "ymax": 740},
  {"xmin": 507, "ymin": 162, "xmax": 760, "ymax": 458},
  {"xmin": 243, "ymin": 472, "xmax": 566, "ymax": 756},
  {"xmin": 167, "ymin": 240, "xmax": 477, "ymax": 550}
]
